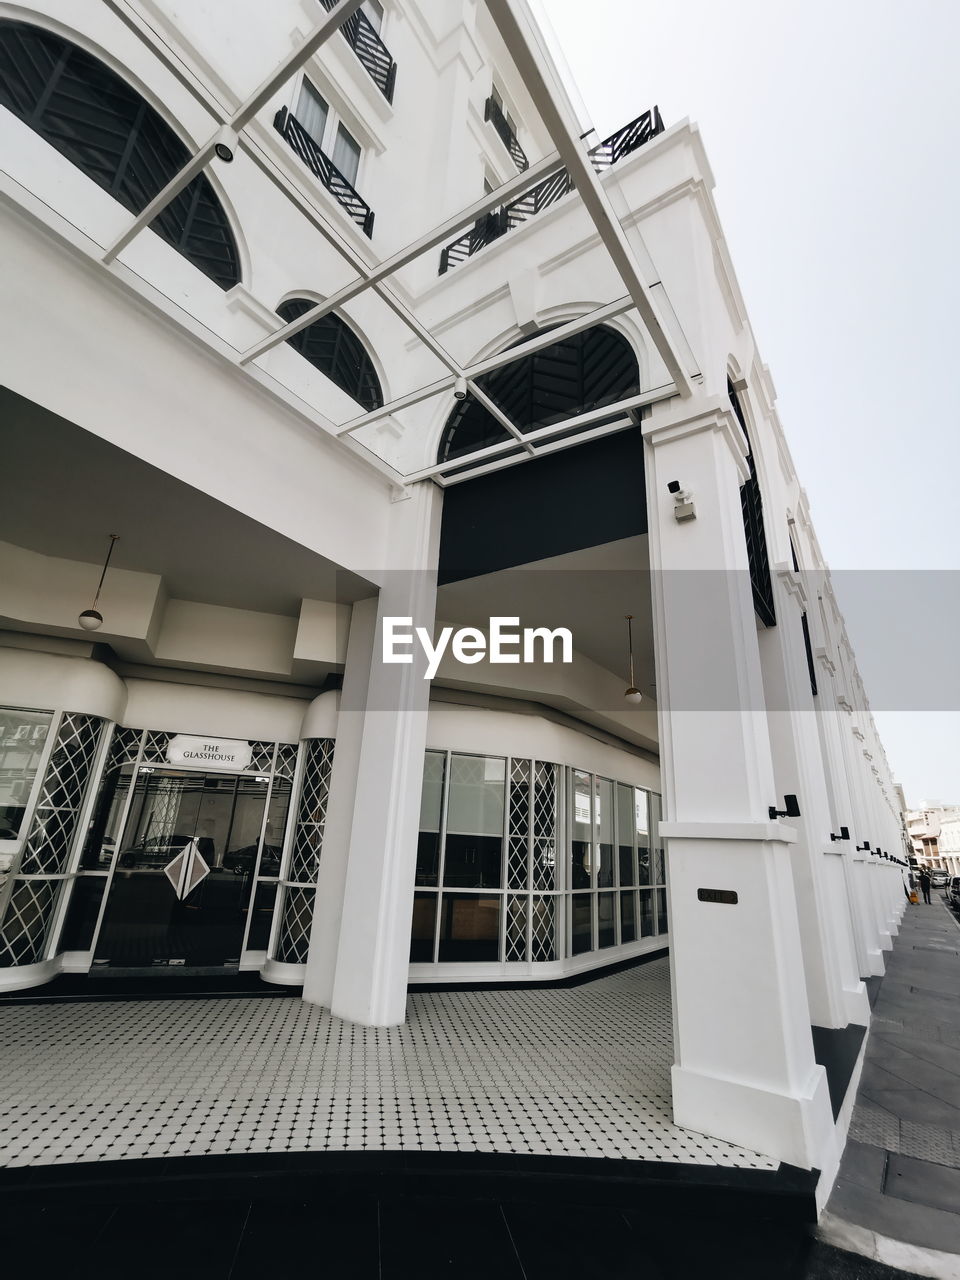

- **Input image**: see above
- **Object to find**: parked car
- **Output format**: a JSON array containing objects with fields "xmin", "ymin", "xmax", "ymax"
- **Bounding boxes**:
[
  {"xmin": 931, "ymin": 871, "xmax": 949, "ymax": 888},
  {"xmin": 119, "ymin": 836, "xmax": 189, "ymax": 869},
  {"xmin": 118, "ymin": 836, "xmax": 218, "ymax": 870},
  {"xmin": 948, "ymin": 877, "xmax": 960, "ymax": 910},
  {"xmin": 222, "ymin": 842, "xmax": 282, "ymax": 877}
]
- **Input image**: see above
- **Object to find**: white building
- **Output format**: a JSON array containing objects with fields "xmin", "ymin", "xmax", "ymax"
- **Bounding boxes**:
[
  {"xmin": 908, "ymin": 805, "xmax": 960, "ymax": 873},
  {"xmin": 0, "ymin": 0, "xmax": 908, "ymax": 1203}
]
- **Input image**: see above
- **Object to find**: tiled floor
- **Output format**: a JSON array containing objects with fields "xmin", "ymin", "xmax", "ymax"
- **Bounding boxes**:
[{"xmin": 0, "ymin": 957, "xmax": 776, "ymax": 1170}]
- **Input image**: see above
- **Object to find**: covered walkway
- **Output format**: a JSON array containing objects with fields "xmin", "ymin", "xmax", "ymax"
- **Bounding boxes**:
[{"xmin": 0, "ymin": 957, "xmax": 776, "ymax": 1171}]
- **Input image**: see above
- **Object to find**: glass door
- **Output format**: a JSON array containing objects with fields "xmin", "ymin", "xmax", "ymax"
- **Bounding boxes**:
[{"xmin": 94, "ymin": 770, "xmax": 269, "ymax": 972}]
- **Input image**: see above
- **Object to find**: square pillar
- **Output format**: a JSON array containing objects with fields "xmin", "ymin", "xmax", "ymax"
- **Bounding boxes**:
[
  {"xmin": 643, "ymin": 398, "xmax": 835, "ymax": 1171},
  {"xmin": 303, "ymin": 483, "xmax": 442, "ymax": 1025}
]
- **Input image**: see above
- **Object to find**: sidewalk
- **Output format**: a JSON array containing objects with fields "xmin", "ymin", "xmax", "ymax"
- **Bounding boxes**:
[{"xmin": 821, "ymin": 894, "xmax": 960, "ymax": 1277}]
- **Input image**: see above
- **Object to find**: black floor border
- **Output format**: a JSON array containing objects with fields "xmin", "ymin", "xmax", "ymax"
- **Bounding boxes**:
[{"xmin": 0, "ymin": 1148, "xmax": 820, "ymax": 1221}]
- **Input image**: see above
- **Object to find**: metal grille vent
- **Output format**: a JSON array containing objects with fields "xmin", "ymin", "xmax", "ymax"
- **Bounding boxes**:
[
  {"xmin": 277, "ymin": 298, "xmax": 383, "ymax": 412},
  {"xmin": 0, "ymin": 20, "xmax": 240, "ymax": 289},
  {"xmin": 729, "ymin": 378, "xmax": 776, "ymax": 627},
  {"xmin": 439, "ymin": 325, "xmax": 640, "ymax": 464}
]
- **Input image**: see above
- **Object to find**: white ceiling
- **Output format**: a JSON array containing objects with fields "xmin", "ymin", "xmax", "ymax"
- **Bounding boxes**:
[{"xmin": 0, "ymin": 388, "xmax": 376, "ymax": 616}]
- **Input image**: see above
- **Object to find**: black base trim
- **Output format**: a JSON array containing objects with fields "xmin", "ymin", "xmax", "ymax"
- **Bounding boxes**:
[
  {"xmin": 0, "ymin": 1149, "xmax": 820, "ymax": 1222},
  {"xmin": 1, "ymin": 949, "xmax": 669, "ymax": 1004},
  {"xmin": 0, "ymin": 973, "xmax": 297, "ymax": 1006},
  {"xmin": 812, "ymin": 1023, "xmax": 867, "ymax": 1120}
]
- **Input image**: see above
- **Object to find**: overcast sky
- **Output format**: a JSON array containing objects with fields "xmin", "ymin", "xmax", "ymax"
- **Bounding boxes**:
[{"xmin": 544, "ymin": 0, "xmax": 960, "ymax": 808}]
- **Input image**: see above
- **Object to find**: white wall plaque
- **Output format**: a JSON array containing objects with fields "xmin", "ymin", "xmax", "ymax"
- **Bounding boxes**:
[{"xmin": 166, "ymin": 734, "xmax": 253, "ymax": 772}]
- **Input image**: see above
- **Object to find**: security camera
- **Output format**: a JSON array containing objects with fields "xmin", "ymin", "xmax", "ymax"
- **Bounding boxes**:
[
  {"xmin": 213, "ymin": 126, "xmax": 238, "ymax": 163},
  {"xmin": 454, "ymin": 376, "xmax": 468, "ymax": 400}
]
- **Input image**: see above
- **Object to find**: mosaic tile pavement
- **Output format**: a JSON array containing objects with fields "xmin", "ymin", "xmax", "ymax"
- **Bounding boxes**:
[{"xmin": 0, "ymin": 958, "xmax": 776, "ymax": 1170}]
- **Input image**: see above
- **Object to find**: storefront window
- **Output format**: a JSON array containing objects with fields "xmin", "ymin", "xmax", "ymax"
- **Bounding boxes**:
[
  {"xmin": 416, "ymin": 751, "xmax": 444, "ymax": 886},
  {"xmin": 409, "ymin": 753, "xmax": 662, "ymax": 970},
  {"xmin": 443, "ymin": 754, "xmax": 504, "ymax": 888},
  {"xmin": 438, "ymin": 893, "xmax": 500, "ymax": 961},
  {"xmin": 570, "ymin": 769, "xmax": 592, "ymax": 890},
  {"xmin": 0, "ymin": 707, "xmax": 53, "ymax": 839},
  {"xmin": 565, "ymin": 771, "xmax": 665, "ymax": 959}
]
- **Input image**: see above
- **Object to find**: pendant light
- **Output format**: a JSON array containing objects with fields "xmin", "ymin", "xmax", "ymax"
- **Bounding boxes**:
[
  {"xmin": 78, "ymin": 534, "xmax": 119, "ymax": 631},
  {"xmin": 623, "ymin": 614, "xmax": 643, "ymax": 704}
]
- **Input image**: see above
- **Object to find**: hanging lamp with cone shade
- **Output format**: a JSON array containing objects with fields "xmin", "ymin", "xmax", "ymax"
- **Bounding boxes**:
[
  {"xmin": 623, "ymin": 614, "xmax": 642, "ymax": 704},
  {"xmin": 78, "ymin": 534, "xmax": 119, "ymax": 631}
]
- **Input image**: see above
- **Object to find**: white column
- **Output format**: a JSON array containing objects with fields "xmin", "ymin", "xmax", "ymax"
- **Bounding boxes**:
[
  {"xmin": 759, "ymin": 572, "xmax": 868, "ymax": 1028},
  {"xmin": 644, "ymin": 399, "xmax": 834, "ymax": 1172},
  {"xmin": 809, "ymin": 647, "xmax": 876, "ymax": 980},
  {"xmin": 303, "ymin": 482, "xmax": 442, "ymax": 1025}
]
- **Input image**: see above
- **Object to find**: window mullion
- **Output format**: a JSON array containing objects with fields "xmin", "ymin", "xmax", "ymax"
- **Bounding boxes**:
[
  {"xmin": 111, "ymin": 97, "xmax": 147, "ymax": 199},
  {"xmin": 31, "ymin": 43, "xmax": 70, "ymax": 126}
]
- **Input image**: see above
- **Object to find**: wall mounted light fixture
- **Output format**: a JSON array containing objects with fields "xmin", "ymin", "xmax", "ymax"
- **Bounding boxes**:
[
  {"xmin": 623, "ymin": 614, "xmax": 642, "ymax": 704},
  {"xmin": 78, "ymin": 533, "xmax": 119, "ymax": 631}
]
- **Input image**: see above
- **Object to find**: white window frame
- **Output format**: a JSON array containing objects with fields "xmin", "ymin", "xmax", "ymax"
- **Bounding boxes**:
[
  {"xmin": 292, "ymin": 73, "xmax": 365, "ymax": 191},
  {"xmin": 490, "ymin": 79, "xmax": 521, "ymax": 141},
  {"xmin": 361, "ymin": 0, "xmax": 385, "ymax": 35},
  {"xmin": 0, "ymin": 706, "xmax": 59, "ymax": 857}
]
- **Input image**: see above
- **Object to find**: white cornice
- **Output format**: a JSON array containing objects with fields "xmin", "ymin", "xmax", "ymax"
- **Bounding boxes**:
[{"xmin": 641, "ymin": 400, "xmax": 750, "ymax": 483}]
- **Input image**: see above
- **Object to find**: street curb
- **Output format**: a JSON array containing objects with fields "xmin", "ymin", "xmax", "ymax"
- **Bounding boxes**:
[{"xmin": 818, "ymin": 1211, "xmax": 960, "ymax": 1279}]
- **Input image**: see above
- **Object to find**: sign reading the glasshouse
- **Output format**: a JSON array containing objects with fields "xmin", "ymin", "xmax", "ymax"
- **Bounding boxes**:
[{"xmin": 166, "ymin": 735, "xmax": 253, "ymax": 771}]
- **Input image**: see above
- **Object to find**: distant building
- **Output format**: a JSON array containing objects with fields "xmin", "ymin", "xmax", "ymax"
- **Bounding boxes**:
[{"xmin": 906, "ymin": 804, "xmax": 960, "ymax": 869}]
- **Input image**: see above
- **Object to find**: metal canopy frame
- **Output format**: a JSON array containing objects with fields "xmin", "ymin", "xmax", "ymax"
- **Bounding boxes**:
[{"xmin": 97, "ymin": 0, "xmax": 698, "ymax": 489}]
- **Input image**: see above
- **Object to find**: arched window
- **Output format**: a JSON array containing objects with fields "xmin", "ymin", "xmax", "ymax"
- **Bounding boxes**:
[
  {"xmin": 0, "ymin": 20, "xmax": 240, "ymax": 289},
  {"xmin": 277, "ymin": 298, "xmax": 383, "ymax": 411},
  {"xmin": 728, "ymin": 377, "xmax": 776, "ymax": 626},
  {"xmin": 438, "ymin": 324, "xmax": 640, "ymax": 464}
]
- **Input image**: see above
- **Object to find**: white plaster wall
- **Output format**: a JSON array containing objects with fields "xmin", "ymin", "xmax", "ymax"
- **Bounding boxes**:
[
  {"xmin": 0, "ymin": 647, "xmax": 125, "ymax": 722},
  {"xmin": 122, "ymin": 677, "xmax": 308, "ymax": 742},
  {"xmin": 426, "ymin": 699, "xmax": 659, "ymax": 790}
]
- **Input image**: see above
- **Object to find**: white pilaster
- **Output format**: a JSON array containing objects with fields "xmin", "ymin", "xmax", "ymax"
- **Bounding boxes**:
[
  {"xmin": 644, "ymin": 399, "xmax": 834, "ymax": 1171},
  {"xmin": 759, "ymin": 571, "xmax": 868, "ymax": 1028}
]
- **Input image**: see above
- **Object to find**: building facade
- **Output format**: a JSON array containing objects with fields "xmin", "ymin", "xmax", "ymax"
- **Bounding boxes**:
[
  {"xmin": 906, "ymin": 804, "xmax": 960, "ymax": 873},
  {"xmin": 0, "ymin": 0, "xmax": 908, "ymax": 1199}
]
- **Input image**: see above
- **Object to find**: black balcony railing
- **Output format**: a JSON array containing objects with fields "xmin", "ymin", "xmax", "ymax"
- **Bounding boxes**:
[
  {"xmin": 318, "ymin": 0, "xmax": 397, "ymax": 102},
  {"xmin": 274, "ymin": 107, "xmax": 375, "ymax": 237},
  {"xmin": 440, "ymin": 106, "xmax": 665, "ymax": 274},
  {"xmin": 484, "ymin": 94, "xmax": 528, "ymax": 172}
]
